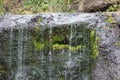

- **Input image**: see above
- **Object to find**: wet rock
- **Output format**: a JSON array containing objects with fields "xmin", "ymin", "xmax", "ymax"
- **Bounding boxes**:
[{"xmin": 0, "ymin": 13, "xmax": 120, "ymax": 80}]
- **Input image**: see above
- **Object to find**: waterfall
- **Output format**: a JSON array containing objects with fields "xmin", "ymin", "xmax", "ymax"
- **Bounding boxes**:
[
  {"xmin": 65, "ymin": 24, "xmax": 76, "ymax": 80},
  {"xmin": 9, "ymin": 28, "xmax": 13, "ymax": 68},
  {"xmin": 69, "ymin": 24, "xmax": 72, "ymax": 60},
  {"xmin": 15, "ymin": 25, "xmax": 27, "ymax": 80},
  {"xmin": 8, "ymin": 27, "xmax": 13, "ymax": 80},
  {"xmin": 49, "ymin": 25, "xmax": 52, "ymax": 62},
  {"xmin": 16, "ymin": 25, "xmax": 24, "ymax": 80},
  {"xmin": 40, "ymin": 33, "xmax": 44, "ymax": 60},
  {"xmin": 0, "ymin": 22, "xmax": 95, "ymax": 80},
  {"xmin": 48, "ymin": 25, "xmax": 53, "ymax": 80}
]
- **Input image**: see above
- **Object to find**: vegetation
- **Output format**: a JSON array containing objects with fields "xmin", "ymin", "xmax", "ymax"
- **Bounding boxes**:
[
  {"xmin": 0, "ymin": 0, "xmax": 74, "ymax": 14},
  {"xmin": 0, "ymin": 0, "xmax": 120, "ymax": 14},
  {"xmin": 1, "ymin": 0, "xmax": 120, "ymax": 80},
  {"xmin": 52, "ymin": 44, "xmax": 81, "ymax": 51},
  {"xmin": 107, "ymin": 3, "xmax": 120, "ymax": 12},
  {"xmin": 0, "ymin": 0, "xmax": 3, "ymax": 15},
  {"xmin": 107, "ymin": 16, "xmax": 114, "ymax": 23},
  {"xmin": 90, "ymin": 30, "xmax": 99, "ymax": 59}
]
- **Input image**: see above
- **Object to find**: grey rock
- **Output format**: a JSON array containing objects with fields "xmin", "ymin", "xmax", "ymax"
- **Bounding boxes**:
[{"xmin": 0, "ymin": 13, "xmax": 120, "ymax": 80}]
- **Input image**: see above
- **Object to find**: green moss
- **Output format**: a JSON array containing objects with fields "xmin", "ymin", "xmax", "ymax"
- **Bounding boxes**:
[
  {"xmin": 36, "ymin": 17, "xmax": 42, "ymax": 24},
  {"xmin": 52, "ymin": 43, "xmax": 81, "ymax": 51},
  {"xmin": 0, "ymin": 7, "xmax": 3, "ymax": 15},
  {"xmin": 32, "ymin": 27, "xmax": 45, "ymax": 50},
  {"xmin": 33, "ymin": 40, "xmax": 45, "ymax": 50},
  {"xmin": 0, "ymin": 0, "xmax": 3, "ymax": 15},
  {"xmin": 96, "ymin": 36, "xmax": 101, "ymax": 43},
  {"xmin": 114, "ymin": 41, "xmax": 119, "ymax": 47},
  {"xmin": 90, "ymin": 30, "xmax": 99, "ymax": 59},
  {"xmin": 107, "ymin": 4, "xmax": 120, "ymax": 12},
  {"xmin": 34, "ymin": 26, "xmax": 40, "ymax": 32},
  {"xmin": 107, "ymin": 16, "xmax": 115, "ymax": 23},
  {"xmin": 53, "ymin": 35, "xmax": 65, "ymax": 43}
]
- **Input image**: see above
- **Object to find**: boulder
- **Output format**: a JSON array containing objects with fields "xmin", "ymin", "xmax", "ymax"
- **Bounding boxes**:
[
  {"xmin": 78, "ymin": 0, "xmax": 120, "ymax": 12},
  {"xmin": 0, "ymin": 12, "xmax": 120, "ymax": 80}
]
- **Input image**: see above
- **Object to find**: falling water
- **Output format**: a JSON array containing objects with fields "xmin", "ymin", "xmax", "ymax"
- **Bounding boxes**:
[
  {"xmin": 49, "ymin": 25, "xmax": 52, "ymax": 62},
  {"xmin": 65, "ymin": 24, "xmax": 76, "ymax": 80},
  {"xmin": 39, "ymin": 29, "xmax": 45, "ymax": 79},
  {"xmin": 15, "ymin": 25, "xmax": 25, "ymax": 80},
  {"xmin": 23, "ymin": 26, "xmax": 28, "ymax": 65},
  {"xmin": 69, "ymin": 24, "xmax": 72, "ymax": 60},
  {"xmin": 48, "ymin": 25, "xmax": 53, "ymax": 80},
  {"xmin": 41, "ymin": 33, "xmax": 44, "ymax": 60},
  {"xmin": 9, "ymin": 28, "xmax": 13, "ymax": 68},
  {"xmin": 0, "ymin": 23, "xmax": 96, "ymax": 80},
  {"xmin": 16, "ymin": 25, "xmax": 27, "ymax": 80},
  {"xmin": 83, "ymin": 25, "xmax": 89, "ymax": 79},
  {"xmin": 8, "ymin": 27, "xmax": 13, "ymax": 80}
]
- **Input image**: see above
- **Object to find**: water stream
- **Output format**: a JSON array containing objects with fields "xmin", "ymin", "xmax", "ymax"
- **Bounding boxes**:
[
  {"xmin": 8, "ymin": 27, "xmax": 13, "ymax": 80},
  {"xmin": 16, "ymin": 25, "xmax": 25, "ymax": 80},
  {"xmin": 0, "ymin": 23, "xmax": 96, "ymax": 80},
  {"xmin": 48, "ymin": 25, "xmax": 53, "ymax": 80}
]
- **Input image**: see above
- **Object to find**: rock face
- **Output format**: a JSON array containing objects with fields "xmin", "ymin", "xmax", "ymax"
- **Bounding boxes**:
[
  {"xmin": 89, "ymin": 12, "xmax": 120, "ymax": 80},
  {"xmin": 0, "ymin": 13, "xmax": 120, "ymax": 80},
  {"xmin": 78, "ymin": 0, "xmax": 120, "ymax": 12}
]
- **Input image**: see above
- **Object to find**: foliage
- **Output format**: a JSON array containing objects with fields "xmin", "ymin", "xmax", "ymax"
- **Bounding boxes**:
[
  {"xmin": 52, "ymin": 44, "xmax": 81, "ymax": 51},
  {"xmin": 107, "ymin": 4, "xmax": 120, "ymax": 12},
  {"xmin": 33, "ymin": 40, "xmax": 45, "ymax": 50},
  {"xmin": 32, "ymin": 26, "xmax": 46, "ymax": 51},
  {"xmin": 52, "ymin": 35, "xmax": 65, "ymax": 43},
  {"xmin": 0, "ymin": 0, "xmax": 4, "ymax": 15},
  {"xmin": 90, "ymin": 30, "xmax": 99, "ymax": 59},
  {"xmin": 114, "ymin": 41, "xmax": 119, "ymax": 47},
  {"xmin": 107, "ymin": 17, "xmax": 114, "ymax": 23},
  {"xmin": 1, "ymin": 0, "xmax": 120, "ymax": 14},
  {"xmin": 0, "ymin": 0, "xmax": 76, "ymax": 14},
  {"xmin": 16, "ymin": 0, "xmax": 70, "ymax": 14}
]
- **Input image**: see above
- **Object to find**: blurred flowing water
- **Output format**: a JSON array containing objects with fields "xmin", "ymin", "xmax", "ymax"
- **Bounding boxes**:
[{"xmin": 0, "ymin": 23, "xmax": 95, "ymax": 80}]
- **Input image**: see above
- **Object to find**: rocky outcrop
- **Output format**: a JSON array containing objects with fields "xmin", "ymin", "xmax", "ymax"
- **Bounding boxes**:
[
  {"xmin": 78, "ymin": 0, "xmax": 120, "ymax": 12},
  {"xmin": 89, "ymin": 12, "xmax": 120, "ymax": 80},
  {"xmin": 0, "ymin": 12, "xmax": 120, "ymax": 80}
]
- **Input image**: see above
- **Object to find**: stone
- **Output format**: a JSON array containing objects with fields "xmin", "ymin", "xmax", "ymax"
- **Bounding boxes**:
[
  {"xmin": 78, "ymin": 0, "xmax": 120, "ymax": 12},
  {"xmin": 0, "ymin": 12, "xmax": 120, "ymax": 79}
]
